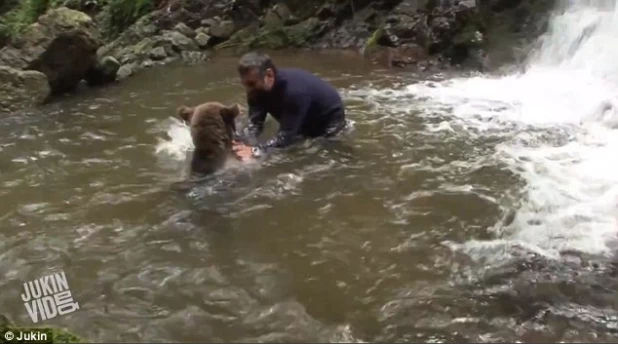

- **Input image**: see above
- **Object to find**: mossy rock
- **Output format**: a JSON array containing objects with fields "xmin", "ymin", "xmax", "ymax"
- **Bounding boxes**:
[
  {"xmin": 215, "ymin": 17, "xmax": 323, "ymax": 53},
  {"xmin": 363, "ymin": 26, "xmax": 384, "ymax": 55},
  {"xmin": 452, "ymin": 22, "xmax": 483, "ymax": 48},
  {"xmin": 213, "ymin": 25, "xmax": 258, "ymax": 51}
]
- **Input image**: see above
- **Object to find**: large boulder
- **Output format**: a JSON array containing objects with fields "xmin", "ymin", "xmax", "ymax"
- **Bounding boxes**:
[
  {"xmin": 376, "ymin": 0, "xmax": 485, "ymax": 66},
  {"xmin": 0, "ymin": 66, "xmax": 51, "ymax": 115},
  {"xmin": 215, "ymin": 17, "xmax": 329, "ymax": 53},
  {"xmin": 0, "ymin": 7, "xmax": 102, "ymax": 94},
  {"xmin": 97, "ymin": 14, "xmax": 159, "ymax": 60},
  {"xmin": 222, "ymin": 0, "xmax": 264, "ymax": 30},
  {"xmin": 477, "ymin": 0, "xmax": 557, "ymax": 68}
]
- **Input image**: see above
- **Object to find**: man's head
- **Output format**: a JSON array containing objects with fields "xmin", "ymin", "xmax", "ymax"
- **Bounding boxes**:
[{"xmin": 238, "ymin": 51, "xmax": 276, "ymax": 96}]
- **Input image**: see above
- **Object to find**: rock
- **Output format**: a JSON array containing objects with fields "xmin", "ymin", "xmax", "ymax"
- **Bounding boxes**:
[
  {"xmin": 0, "ymin": 7, "xmax": 102, "ymax": 94},
  {"xmin": 217, "ymin": 18, "xmax": 328, "ymax": 53},
  {"xmin": 150, "ymin": 46, "xmax": 168, "ymax": 60},
  {"xmin": 209, "ymin": 20, "xmax": 235, "ymax": 39},
  {"xmin": 130, "ymin": 36, "xmax": 175, "ymax": 61},
  {"xmin": 223, "ymin": 0, "xmax": 262, "ymax": 29},
  {"xmin": 174, "ymin": 22, "xmax": 196, "ymax": 38},
  {"xmin": 377, "ymin": 0, "xmax": 484, "ymax": 65},
  {"xmin": 314, "ymin": 5, "xmax": 378, "ymax": 50},
  {"xmin": 153, "ymin": 0, "xmax": 229, "ymax": 30},
  {"xmin": 284, "ymin": 16, "xmax": 301, "ymax": 26},
  {"xmin": 487, "ymin": 0, "xmax": 523, "ymax": 12},
  {"xmin": 195, "ymin": 27, "xmax": 209, "ymax": 35},
  {"xmin": 116, "ymin": 64, "xmax": 134, "ymax": 80},
  {"xmin": 264, "ymin": 3, "xmax": 292, "ymax": 29},
  {"xmin": 98, "ymin": 27, "xmax": 202, "ymax": 79},
  {"xmin": 316, "ymin": 3, "xmax": 337, "ymax": 21},
  {"xmin": 200, "ymin": 18, "xmax": 218, "ymax": 28},
  {"xmin": 161, "ymin": 30, "xmax": 199, "ymax": 51},
  {"xmin": 97, "ymin": 14, "xmax": 159, "ymax": 62},
  {"xmin": 118, "ymin": 48, "xmax": 138, "ymax": 64},
  {"xmin": 214, "ymin": 24, "xmax": 259, "ymax": 51},
  {"xmin": 141, "ymin": 59, "xmax": 155, "ymax": 68},
  {"xmin": 365, "ymin": 43, "xmax": 428, "ymax": 68},
  {"xmin": 0, "ymin": 66, "xmax": 50, "ymax": 114},
  {"xmin": 194, "ymin": 32, "xmax": 211, "ymax": 48},
  {"xmin": 84, "ymin": 56, "xmax": 120, "ymax": 87}
]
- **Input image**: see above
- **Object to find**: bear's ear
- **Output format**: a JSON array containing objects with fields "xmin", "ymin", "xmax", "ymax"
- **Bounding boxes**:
[
  {"xmin": 220, "ymin": 104, "xmax": 241, "ymax": 132},
  {"xmin": 220, "ymin": 103, "xmax": 241, "ymax": 120},
  {"xmin": 177, "ymin": 106, "xmax": 194, "ymax": 122}
]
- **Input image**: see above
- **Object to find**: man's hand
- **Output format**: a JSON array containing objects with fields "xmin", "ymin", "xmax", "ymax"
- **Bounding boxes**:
[{"xmin": 232, "ymin": 141, "xmax": 254, "ymax": 161}]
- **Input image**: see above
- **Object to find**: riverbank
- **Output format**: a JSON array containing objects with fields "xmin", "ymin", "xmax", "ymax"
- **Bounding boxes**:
[{"xmin": 0, "ymin": 0, "xmax": 555, "ymax": 115}]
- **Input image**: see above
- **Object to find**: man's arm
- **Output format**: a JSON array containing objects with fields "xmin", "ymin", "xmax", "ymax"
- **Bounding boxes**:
[
  {"xmin": 238, "ymin": 95, "xmax": 267, "ymax": 145},
  {"xmin": 258, "ymin": 93, "xmax": 310, "ymax": 150}
]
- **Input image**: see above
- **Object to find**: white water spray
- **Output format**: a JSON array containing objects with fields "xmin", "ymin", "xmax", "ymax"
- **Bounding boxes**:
[
  {"xmin": 155, "ymin": 117, "xmax": 194, "ymax": 161},
  {"xmin": 356, "ymin": 1, "xmax": 618, "ymax": 257}
]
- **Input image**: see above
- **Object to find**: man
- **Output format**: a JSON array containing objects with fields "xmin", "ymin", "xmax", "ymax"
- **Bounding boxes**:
[{"xmin": 233, "ymin": 52, "xmax": 347, "ymax": 160}]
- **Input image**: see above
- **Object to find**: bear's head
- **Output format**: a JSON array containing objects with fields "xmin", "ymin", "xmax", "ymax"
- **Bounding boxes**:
[{"xmin": 176, "ymin": 101, "xmax": 242, "ymax": 154}]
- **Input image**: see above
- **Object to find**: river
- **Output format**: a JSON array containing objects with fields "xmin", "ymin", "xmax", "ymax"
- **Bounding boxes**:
[{"xmin": 2, "ymin": 1, "xmax": 618, "ymax": 342}]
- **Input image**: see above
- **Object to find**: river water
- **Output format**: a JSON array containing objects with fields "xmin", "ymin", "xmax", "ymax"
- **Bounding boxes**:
[{"xmin": 3, "ymin": 1, "xmax": 618, "ymax": 342}]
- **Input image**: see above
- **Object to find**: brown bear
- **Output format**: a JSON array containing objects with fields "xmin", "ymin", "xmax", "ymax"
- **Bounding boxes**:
[{"xmin": 176, "ymin": 101, "xmax": 244, "ymax": 176}]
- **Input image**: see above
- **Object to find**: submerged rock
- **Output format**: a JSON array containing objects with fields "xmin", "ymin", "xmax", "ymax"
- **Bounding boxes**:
[
  {"xmin": 0, "ymin": 7, "xmax": 102, "ymax": 94},
  {"xmin": 0, "ymin": 66, "xmax": 51, "ymax": 114},
  {"xmin": 365, "ymin": 43, "xmax": 429, "ymax": 68},
  {"xmin": 181, "ymin": 50, "xmax": 210, "ymax": 64}
]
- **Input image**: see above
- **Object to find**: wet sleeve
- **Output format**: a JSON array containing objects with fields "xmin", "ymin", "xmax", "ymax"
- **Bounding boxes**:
[
  {"xmin": 259, "ymin": 93, "xmax": 310, "ymax": 150},
  {"xmin": 240, "ymin": 96, "xmax": 267, "ymax": 145}
]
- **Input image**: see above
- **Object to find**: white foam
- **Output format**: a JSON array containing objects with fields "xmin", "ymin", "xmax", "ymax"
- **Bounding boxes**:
[
  {"xmin": 155, "ymin": 117, "xmax": 194, "ymax": 161},
  {"xmin": 352, "ymin": 0, "xmax": 618, "ymax": 257}
]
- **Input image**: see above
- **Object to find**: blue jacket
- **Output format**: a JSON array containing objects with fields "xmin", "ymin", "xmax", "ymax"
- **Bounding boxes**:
[{"xmin": 241, "ymin": 68, "xmax": 345, "ymax": 149}]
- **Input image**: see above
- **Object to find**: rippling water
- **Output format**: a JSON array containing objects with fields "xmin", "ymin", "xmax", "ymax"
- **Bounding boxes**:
[{"xmin": 3, "ymin": 3, "xmax": 618, "ymax": 340}]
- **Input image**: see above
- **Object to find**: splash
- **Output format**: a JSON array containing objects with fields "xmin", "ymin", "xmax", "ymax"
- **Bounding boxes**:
[
  {"xmin": 352, "ymin": 1, "xmax": 618, "ymax": 258},
  {"xmin": 155, "ymin": 118, "xmax": 194, "ymax": 161}
]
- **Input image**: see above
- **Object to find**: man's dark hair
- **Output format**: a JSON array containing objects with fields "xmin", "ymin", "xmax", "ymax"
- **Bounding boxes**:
[{"xmin": 238, "ymin": 51, "xmax": 276, "ymax": 77}]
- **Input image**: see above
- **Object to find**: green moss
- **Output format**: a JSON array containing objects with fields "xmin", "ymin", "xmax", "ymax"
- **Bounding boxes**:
[
  {"xmin": 216, "ymin": 17, "xmax": 322, "ymax": 54},
  {"xmin": 51, "ymin": 327, "xmax": 84, "ymax": 343},
  {"xmin": 0, "ymin": 0, "xmax": 104, "ymax": 44},
  {"xmin": 106, "ymin": 0, "xmax": 155, "ymax": 38},
  {"xmin": 0, "ymin": 0, "xmax": 52, "ymax": 42},
  {"xmin": 364, "ymin": 26, "xmax": 384, "ymax": 54}
]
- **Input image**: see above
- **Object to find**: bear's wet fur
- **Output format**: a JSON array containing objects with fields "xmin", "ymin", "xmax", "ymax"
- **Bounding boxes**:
[{"xmin": 177, "ymin": 101, "xmax": 242, "ymax": 176}]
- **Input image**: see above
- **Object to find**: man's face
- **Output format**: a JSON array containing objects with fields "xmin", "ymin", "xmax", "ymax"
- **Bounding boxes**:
[{"xmin": 240, "ymin": 68, "xmax": 275, "ymax": 97}]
